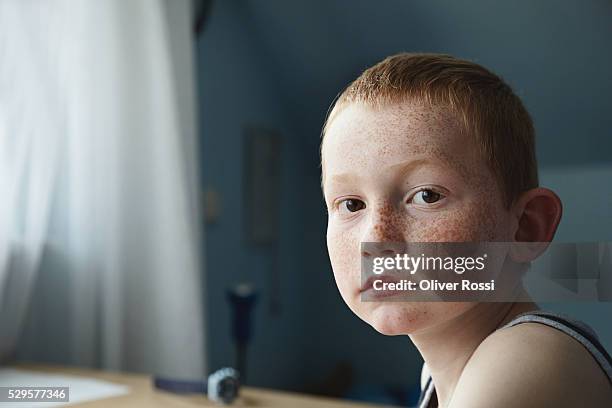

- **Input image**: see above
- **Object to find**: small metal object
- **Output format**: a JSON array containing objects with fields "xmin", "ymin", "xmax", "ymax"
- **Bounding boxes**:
[
  {"xmin": 207, "ymin": 367, "xmax": 240, "ymax": 404},
  {"xmin": 153, "ymin": 367, "xmax": 240, "ymax": 405}
]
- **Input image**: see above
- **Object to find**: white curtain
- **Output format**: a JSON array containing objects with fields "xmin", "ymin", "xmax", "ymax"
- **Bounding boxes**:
[{"xmin": 0, "ymin": 0, "xmax": 206, "ymax": 379}]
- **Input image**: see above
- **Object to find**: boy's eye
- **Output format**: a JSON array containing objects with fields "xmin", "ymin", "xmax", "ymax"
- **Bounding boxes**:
[
  {"xmin": 411, "ymin": 189, "xmax": 443, "ymax": 205},
  {"xmin": 341, "ymin": 199, "xmax": 366, "ymax": 213}
]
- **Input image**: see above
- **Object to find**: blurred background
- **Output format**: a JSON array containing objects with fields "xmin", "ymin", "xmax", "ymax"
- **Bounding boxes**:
[{"xmin": 1, "ymin": 0, "xmax": 611, "ymax": 406}]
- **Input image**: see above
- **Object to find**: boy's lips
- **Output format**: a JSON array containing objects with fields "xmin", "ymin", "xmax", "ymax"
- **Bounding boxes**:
[{"xmin": 359, "ymin": 274, "xmax": 401, "ymax": 294}]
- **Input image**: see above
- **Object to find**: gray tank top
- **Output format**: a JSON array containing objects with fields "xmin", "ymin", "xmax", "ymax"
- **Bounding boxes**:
[{"xmin": 417, "ymin": 311, "xmax": 612, "ymax": 408}]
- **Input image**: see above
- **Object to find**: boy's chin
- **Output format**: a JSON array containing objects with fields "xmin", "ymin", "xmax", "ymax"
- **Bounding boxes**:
[
  {"xmin": 362, "ymin": 302, "xmax": 429, "ymax": 336},
  {"xmin": 360, "ymin": 301, "xmax": 478, "ymax": 336}
]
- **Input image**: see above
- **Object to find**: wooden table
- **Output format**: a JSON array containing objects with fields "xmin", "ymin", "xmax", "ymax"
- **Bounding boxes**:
[{"xmin": 10, "ymin": 364, "xmax": 397, "ymax": 407}]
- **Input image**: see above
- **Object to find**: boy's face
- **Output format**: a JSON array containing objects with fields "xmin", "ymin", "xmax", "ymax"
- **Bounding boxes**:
[{"xmin": 322, "ymin": 101, "xmax": 514, "ymax": 335}]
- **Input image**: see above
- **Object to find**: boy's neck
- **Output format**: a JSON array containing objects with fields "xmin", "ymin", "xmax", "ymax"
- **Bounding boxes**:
[{"xmin": 409, "ymin": 300, "xmax": 538, "ymax": 407}]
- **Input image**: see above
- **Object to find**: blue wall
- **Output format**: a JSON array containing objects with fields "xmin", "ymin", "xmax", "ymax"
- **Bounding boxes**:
[
  {"xmin": 539, "ymin": 165, "xmax": 612, "ymax": 352},
  {"xmin": 197, "ymin": 0, "xmax": 310, "ymax": 390}
]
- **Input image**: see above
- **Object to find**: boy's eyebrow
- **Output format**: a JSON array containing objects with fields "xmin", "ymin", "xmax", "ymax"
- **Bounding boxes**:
[
  {"xmin": 330, "ymin": 173, "xmax": 360, "ymax": 184},
  {"xmin": 387, "ymin": 158, "xmax": 431, "ymax": 176},
  {"xmin": 328, "ymin": 158, "xmax": 433, "ymax": 186},
  {"xmin": 391, "ymin": 156, "xmax": 471, "ymax": 180},
  {"xmin": 327, "ymin": 156, "xmax": 468, "ymax": 190}
]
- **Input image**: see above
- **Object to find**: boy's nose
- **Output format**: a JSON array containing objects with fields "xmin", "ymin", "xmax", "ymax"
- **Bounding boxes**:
[{"xmin": 361, "ymin": 204, "xmax": 406, "ymax": 255}]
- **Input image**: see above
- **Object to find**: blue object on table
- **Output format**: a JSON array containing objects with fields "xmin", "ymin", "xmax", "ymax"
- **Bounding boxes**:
[
  {"xmin": 228, "ymin": 283, "xmax": 258, "ymax": 344},
  {"xmin": 227, "ymin": 283, "xmax": 258, "ymax": 382}
]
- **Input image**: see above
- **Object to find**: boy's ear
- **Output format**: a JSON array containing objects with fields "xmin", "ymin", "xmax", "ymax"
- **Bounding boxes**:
[{"xmin": 509, "ymin": 187, "xmax": 563, "ymax": 262}]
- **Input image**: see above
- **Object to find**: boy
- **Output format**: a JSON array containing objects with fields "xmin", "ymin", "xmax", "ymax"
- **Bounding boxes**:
[{"xmin": 320, "ymin": 53, "xmax": 611, "ymax": 407}]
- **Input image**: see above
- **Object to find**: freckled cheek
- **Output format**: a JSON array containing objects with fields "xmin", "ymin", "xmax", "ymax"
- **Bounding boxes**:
[
  {"xmin": 326, "ymin": 225, "xmax": 362, "ymax": 293},
  {"xmin": 406, "ymin": 206, "xmax": 501, "ymax": 242}
]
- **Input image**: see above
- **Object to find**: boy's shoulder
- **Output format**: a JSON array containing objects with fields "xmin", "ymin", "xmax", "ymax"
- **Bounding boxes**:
[{"xmin": 450, "ymin": 322, "xmax": 611, "ymax": 407}]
